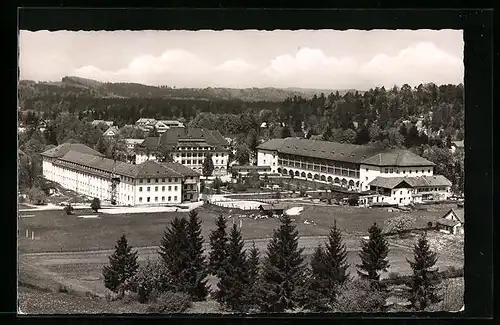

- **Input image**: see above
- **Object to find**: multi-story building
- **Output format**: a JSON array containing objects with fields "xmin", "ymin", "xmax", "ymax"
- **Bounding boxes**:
[
  {"xmin": 135, "ymin": 128, "xmax": 230, "ymax": 176},
  {"xmin": 257, "ymin": 138, "xmax": 451, "ymax": 204},
  {"xmin": 41, "ymin": 142, "xmax": 200, "ymax": 206}
]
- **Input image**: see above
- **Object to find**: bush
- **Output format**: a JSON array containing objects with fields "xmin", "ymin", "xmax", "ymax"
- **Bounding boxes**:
[
  {"xmin": 27, "ymin": 187, "xmax": 47, "ymax": 205},
  {"xmin": 128, "ymin": 258, "xmax": 170, "ymax": 303},
  {"xmin": 64, "ymin": 204, "xmax": 74, "ymax": 215},
  {"xmin": 146, "ymin": 291, "xmax": 192, "ymax": 313},
  {"xmin": 333, "ymin": 280, "xmax": 388, "ymax": 312}
]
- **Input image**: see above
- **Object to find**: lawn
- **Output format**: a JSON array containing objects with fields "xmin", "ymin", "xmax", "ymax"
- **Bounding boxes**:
[{"xmin": 18, "ymin": 203, "xmax": 458, "ymax": 253}]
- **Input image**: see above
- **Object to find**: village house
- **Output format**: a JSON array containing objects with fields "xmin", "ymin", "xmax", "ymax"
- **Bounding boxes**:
[
  {"xmin": 154, "ymin": 120, "xmax": 185, "ymax": 134},
  {"xmin": 436, "ymin": 208, "xmax": 464, "ymax": 235},
  {"xmin": 40, "ymin": 141, "xmax": 201, "ymax": 206},
  {"xmin": 258, "ymin": 203, "xmax": 285, "ymax": 217},
  {"xmin": 102, "ymin": 126, "xmax": 119, "ymax": 138}
]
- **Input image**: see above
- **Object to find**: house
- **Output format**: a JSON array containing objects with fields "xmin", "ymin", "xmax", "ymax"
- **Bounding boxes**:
[
  {"xmin": 103, "ymin": 126, "xmax": 119, "ymax": 138},
  {"xmin": 124, "ymin": 139, "xmax": 145, "ymax": 152},
  {"xmin": 155, "ymin": 120, "xmax": 185, "ymax": 134},
  {"xmin": 258, "ymin": 204, "xmax": 285, "ymax": 217},
  {"xmin": 450, "ymin": 140, "xmax": 464, "ymax": 154},
  {"xmin": 436, "ymin": 208, "xmax": 464, "ymax": 235},
  {"xmin": 135, "ymin": 118, "xmax": 157, "ymax": 131},
  {"xmin": 260, "ymin": 122, "xmax": 268, "ymax": 128},
  {"xmin": 91, "ymin": 120, "xmax": 114, "ymax": 127}
]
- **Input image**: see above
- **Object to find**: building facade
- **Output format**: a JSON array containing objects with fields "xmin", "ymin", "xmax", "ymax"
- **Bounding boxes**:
[
  {"xmin": 135, "ymin": 128, "xmax": 230, "ymax": 176},
  {"xmin": 257, "ymin": 138, "xmax": 448, "ymax": 198},
  {"xmin": 41, "ymin": 142, "xmax": 200, "ymax": 206}
]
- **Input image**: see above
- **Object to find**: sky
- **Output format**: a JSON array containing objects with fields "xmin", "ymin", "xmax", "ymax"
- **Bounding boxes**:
[{"xmin": 18, "ymin": 29, "xmax": 463, "ymax": 90}]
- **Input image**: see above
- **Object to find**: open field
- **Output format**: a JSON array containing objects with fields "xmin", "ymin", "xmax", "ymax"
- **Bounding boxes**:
[{"xmin": 18, "ymin": 203, "xmax": 459, "ymax": 253}]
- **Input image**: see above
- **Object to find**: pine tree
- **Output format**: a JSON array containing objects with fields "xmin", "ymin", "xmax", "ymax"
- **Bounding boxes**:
[
  {"xmin": 259, "ymin": 214, "xmax": 305, "ymax": 312},
  {"xmin": 102, "ymin": 234, "xmax": 139, "ymax": 294},
  {"xmin": 407, "ymin": 233, "xmax": 441, "ymax": 311},
  {"xmin": 245, "ymin": 241, "xmax": 261, "ymax": 310},
  {"xmin": 215, "ymin": 224, "xmax": 249, "ymax": 311},
  {"xmin": 95, "ymin": 136, "xmax": 108, "ymax": 155},
  {"xmin": 208, "ymin": 214, "xmax": 228, "ymax": 276},
  {"xmin": 202, "ymin": 153, "xmax": 215, "ymax": 177},
  {"xmin": 185, "ymin": 210, "xmax": 209, "ymax": 301},
  {"xmin": 300, "ymin": 245, "xmax": 330, "ymax": 312},
  {"xmin": 357, "ymin": 222, "xmax": 390, "ymax": 289},
  {"xmin": 158, "ymin": 217, "xmax": 191, "ymax": 294}
]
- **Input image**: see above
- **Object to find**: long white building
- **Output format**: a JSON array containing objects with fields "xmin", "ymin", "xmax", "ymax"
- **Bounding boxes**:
[
  {"xmin": 41, "ymin": 142, "xmax": 201, "ymax": 206},
  {"xmin": 135, "ymin": 127, "xmax": 230, "ymax": 176},
  {"xmin": 257, "ymin": 137, "xmax": 452, "ymax": 205}
]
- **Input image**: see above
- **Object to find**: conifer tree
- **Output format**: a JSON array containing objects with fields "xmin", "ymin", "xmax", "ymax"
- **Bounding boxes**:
[
  {"xmin": 102, "ymin": 234, "xmax": 139, "ymax": 294},
  {"xmin": 245, "ymin": 241, "xmax": 261, "ymax": 310},
  {"xmin": 357, "ymin": 222, "xmax": 390, "ymax": 289},
  {"xmin": 299, "ymin": 245, "xmax": 330, "ymax": 312},
  {"xmin": 158, "ymin": 217, "xmax": 191, "ymax": 293},
  {"xmin": 185, "ymin": 209, "xmax": 209, "ymax": 301},
  {"xmin": 407, "ymin": 233, "xmax": 441, "ymax": 311},
  {"xmin": 323, "ymin": 221, "xmax": 350, "ymax": 299},
  {"xmin": 208, "ymin": 214, "xmax": 228, "ymax": 276},
  {"xmin": 215, "ymin": 224, "xmax": 249, "ymax": 311},
  {"xmin": 258, "ymin": 214, "xmax": 305, "ymax": 312}
]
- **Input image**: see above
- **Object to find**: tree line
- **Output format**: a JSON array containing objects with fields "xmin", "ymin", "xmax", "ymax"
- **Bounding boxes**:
[{"xmin": 103, "ymin": 210, "xmax": 444, "ymax": 313}]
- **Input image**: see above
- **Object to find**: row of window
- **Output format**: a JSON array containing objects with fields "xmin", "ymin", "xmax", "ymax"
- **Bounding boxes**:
[
  {"xmin": 381, "ymin": 168, "xmax": 432, "ymax": 174},
  {"xmin": 178, "ymin": 152, "xmax": 226, "ymax": 158},
  {"xmin": 139, "ymin": 185, "xmax": 178, "ymax": 192},
  {"xmin": 181, "ymin": 159, "xmax": 225, "ymax": 165},
  {"xmin": 138, "ymin": 196, "xmax": 177, "ymax": 203},
  {"xmin": 138, "ymin": 178, "xmax": 180, "ymax": 184}
]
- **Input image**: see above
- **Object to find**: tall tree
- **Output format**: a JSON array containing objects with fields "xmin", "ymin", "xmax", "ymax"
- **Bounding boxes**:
[
  {"xmin": 235, "ymin": 144, "xmax": 250, "ymax": 166},
  {"xmin": 407, "ymin": 233, "xmax": 441, "ymax": 311},
  {"xmin": 280, "ymin": 125, "xmax": 292, "ymax": 138},
  {"xmin": 245, "ymin": 241, "xmax": 261, "ymax": 310},
  {"xmin": 95, "ymin": 136, "xmax": 108, "ymax": 155},
  {"xmin": 185, "ymin": 210, "xmax": 209, "ymax": 301},
  {"xmin": 246, "ymin": 129, "xmax": 260, "ymax": 160},
  {"xmin": 322, "ymin": 221, "xmax": 350, "ymax": 301},
  {"xmin": 202, "ymin": 153, "xmax": 215, "ymax": 177},
  {"xmin": 357, "ymin": 222, "xmax": 390, "ymax": 289},
  {"xmin": 355, "ymin": 125, "xmax": 371, "ymax": 145},
  {"xmin": 258, "ymin": 214, "xmax": 305, "ymax": 312},
  {"xmin": 102, "ymin": 234, "xmax": 139, "ymax": 294},
  {"xmin": 215, "ymin": 224, "xmax": 249, "ymax": 311},
  {"xmin": 208, "ymin": 214, "xmax": 229, "ymax": 276}
]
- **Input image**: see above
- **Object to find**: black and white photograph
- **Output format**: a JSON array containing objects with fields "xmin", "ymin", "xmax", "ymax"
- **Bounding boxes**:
[{"xmin": 18, "ymin": 27, "xmax": 465, "ymax": 314}]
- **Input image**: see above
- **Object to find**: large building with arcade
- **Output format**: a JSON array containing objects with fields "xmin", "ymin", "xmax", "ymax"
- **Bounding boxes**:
[
  {"xmin": 257, "ymin": 137, "xmax": 452, "ymax": 205},
  {"xmin": 41, "ymin": 142, "xmax": 201, "ymax": 206}
]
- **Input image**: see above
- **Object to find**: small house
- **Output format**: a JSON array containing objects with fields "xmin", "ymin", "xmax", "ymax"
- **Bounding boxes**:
[
  {"xmin": 436, "ymin": 208, "xmax": 464, "ymax": 235},
  {"xmin": 258, "ymin": 204, "xmax": 285, "ymax": 217},
  {"xmin": 103, "ymin": 126, "xmax": 119, "ymax": 138}
]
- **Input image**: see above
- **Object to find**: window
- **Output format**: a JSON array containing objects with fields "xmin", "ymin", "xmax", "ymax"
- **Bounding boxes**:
[
  {"xmin": 182, "ymin": 160, "xmax": 186, "ymax": 164},
  {"xmin": 174, "ymin": 196, "xmax": 177, "ymax": 201},
  {"xmin": 216, "ymin": 153, "xmax": 219, "ymax": 157},
  {"xmin": 168, "ymin": 196, "xmax": 171, "ymax": 201},
  {"xmin": 216, "ymin": 160, "xmax": 219, "ymax": 164},
  {"xmin": 139, "ymin": 197, "xmax": 142, "ymax": 202},
  {"xmin": 147, "ymin": 179, "xmax": 151, "ymax": 183},
  {"xmin": 162, "ymin": 196, "xmax": 165, "ymax": 201},
  {"xmin": 140, "ymin": 179, "xmax": 143, "ymax": 184},
  {"xmin": 365, "ymin": 177, "xmax": 368, "ymax": 181},
  {"xmin": 174, "ymin": 186, "xmax": 178, "ymax": 191},
  {"xmin": 384, "ymin": 168, "xmax": 388, "ymax": 173},
  {"xmin": 403, "ymin": 170, "xmax": 406, "ymax": 174},
  {"xmin": 147, "ymin": 197, "xmax": 150, "ymax": 202},
  {"xmin": 155, "ymin": 186, "xmax": 158, "ymax": 192},
  {"xmin": 366, "ymin": 168, "xmax": 369, "ymax": 172},
  {"xmin": 147, "ymin": 187, "xmax": 150, "ymax": 192},
  {"xmin": 155, "ymin": 197, "xmax": 158, "ymax": 202},
  {"xmin": 169, "ymin": 178, "xmax": 172, "ymax": 182},
  {"xmin": 162, "ymin": 186, "xmax": 165, "ymax": 191},
  {"xmin": 273, "ymin": 162, "xmax": 276, "ymax": 166},
  {"xmin": 409, "ymin": 170, "xmax": 412, "ymax": 174},
  {"xmin": 139, "ymin": 187, "xmax": 143, "ymax": 192},
  {"xmin": 389, "ymin": 168, "xmax": 393, "ymax": 173},
  {"xmin": 187, "ymin": 160, "xmax": 191, "ymax": 164},
  {"xmin": 400, "ymin": 191, "xmax": 403, "ymax": 195},
  {"xmin": 421, "ymin": 170, "xmax": 424, "ymax": 174},
  {"xmin": 168, "ymin": 186, "xmax": 172, "ymax": 191},
  {"xmin": 396, "ymin": 169, "xmax": 400, "ymax": 174},
  {"xmin": 428, "ymin": 169, "xmax": 431, "ymax": 173}
]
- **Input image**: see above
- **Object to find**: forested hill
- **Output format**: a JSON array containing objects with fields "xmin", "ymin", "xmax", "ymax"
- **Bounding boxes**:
[{"xmin": 19, "ymin": 76, "xmax": 355, "ymax": 102}]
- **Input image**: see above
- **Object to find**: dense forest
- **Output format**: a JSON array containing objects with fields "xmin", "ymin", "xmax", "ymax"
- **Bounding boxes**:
[{"xmin": 18, "ymin": 78, "xmax": 465, "ymax": 194}]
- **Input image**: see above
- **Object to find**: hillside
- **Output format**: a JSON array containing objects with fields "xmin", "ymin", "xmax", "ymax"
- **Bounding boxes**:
[{"xmin": 19, "ymin": 76, "xmax": 355, "ymax": 102}]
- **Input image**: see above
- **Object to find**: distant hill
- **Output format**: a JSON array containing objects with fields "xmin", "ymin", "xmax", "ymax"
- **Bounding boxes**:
[{"xmin": 19, "ymin": 77, "xmax": 361, "ymax": 102}]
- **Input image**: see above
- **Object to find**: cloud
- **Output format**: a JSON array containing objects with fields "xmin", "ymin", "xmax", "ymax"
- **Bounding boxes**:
[
  {"xmin": 261, "ymin": 42, "xmax": 463, "ymax": 89},
  {"xmin": 215, "ymin": 59, "xmax": 256, "ymax": 72}
]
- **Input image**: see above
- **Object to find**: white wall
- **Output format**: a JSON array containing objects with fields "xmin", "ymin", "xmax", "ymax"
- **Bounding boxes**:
[
  {"xmin": 359, "ymin": 164, "xmax": 434, "ymax": 191},
  {"xmin": 133, "ymin": 177, "xmax": 183, "ymax": 205},
  {"xmin": 257, "ymin": 150, "xmax": 278, "ymax": 173}
]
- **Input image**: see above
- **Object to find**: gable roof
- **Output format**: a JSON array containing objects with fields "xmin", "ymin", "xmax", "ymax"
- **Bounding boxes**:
[
  {"xmin": 443, "ymin": 208, "xmax": 465, "ymax": 223},
  {"xmin": 160, "ymin": 162, "xmax": 200, "ymax": 177},
  {"xmin": 136, "ymin": 128, "xmax": 228, "ymax": 152},
  {"xmin": 257, "ymin": 138, "xmax": 434, "ymax": 166},
  {"xmin": 259, "ymin": 204, "xmax": 285, "ymax": 211},
  {"xmin": 368, "ymin": 175, "xmax": 452, "ymax": 189},
  {"xmin": 40, "ymin": 142, "xmax": 103, "ymax": 158},
  {"xmin": 103, "ymin": 126, "xmax": 119, "ymax": 136}
]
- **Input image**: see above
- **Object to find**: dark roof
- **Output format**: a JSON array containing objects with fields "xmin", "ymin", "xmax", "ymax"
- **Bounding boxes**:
[
  {"xmin": 40, "ymin": 142, "xmax": 103, "ymax": 158},
  {"xmin": 259, "ymin": 204, "xmax": 285, "ymax": 211},
  {"xmin": 257, "ymin": 138, "xmax": 434, "ymax": 166},
  {"xmin": 231, "ymin": 165, "xmax": 271, "ymax": 170},
  {"xmin": 137, "ymin": 128, "xmax": 229, "ymax": 152},
  {"xmin": 368, "ymin": 175, "xmax": 452, "ymax": 189},
  {"xmin": 55, "ymin": 151, "xmax": 196, "ymax": 179}
]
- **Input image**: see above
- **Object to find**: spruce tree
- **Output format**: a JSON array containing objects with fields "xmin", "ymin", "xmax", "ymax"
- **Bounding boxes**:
[
  {"xmin": 158, "ymin": 217, "xmax": 191, "ymax": 294},
  {"xmin": 258, "ymin": 214, "xmax": 305, "ymax": 312},
  {"xmin": 323, "ymin": 221, "xmax": 350, "ymax": 300},
  {"xmin": 102, "ymin": 234, "xmax": 139, "ymax": 294},
  {"xmin": 185, "ymin": 210, "xmax": 209, "ymax": 301},
  {"xmin": 407, "ymin": 233, "xmax": 441, "ymax": 311},
  {"xmin": 300, "ymin": 245, "xmax": 330, "ymax": 312},
  {"xmin": 202, "ymin": 153, "xmax": 215, "ymax": 177},
  {"xmin": 245, "ymin": 241, "xmax": 261, "ymax": 310},
  {"xmin": 215, "ymin": 224, "xmax": 249, "ymax": 311},
  {"xmin": 357, "ymin": 222, "xmax": 390, "ymax": 289},
  {"xmin": 208, "ymin": 214, "xmax": 228, "ymax": 276}
]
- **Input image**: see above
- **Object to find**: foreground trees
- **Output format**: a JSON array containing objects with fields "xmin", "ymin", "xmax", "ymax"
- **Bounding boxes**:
[
  {"xmin": 102, "ymin": 234, "xmax": 139, "ymax": 294},
  {"xmin": 356, "ymin": 222, "xmax": 390, "ymax": 289}
]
